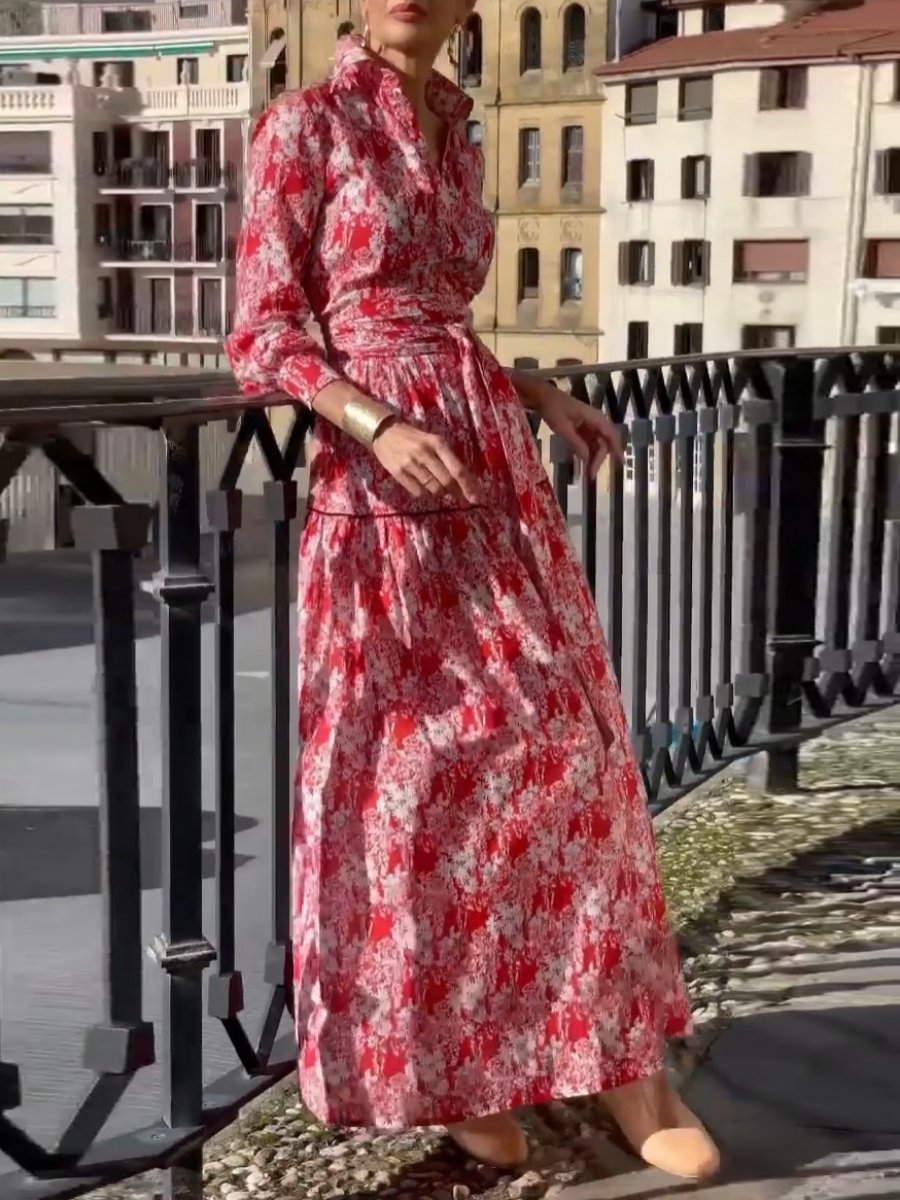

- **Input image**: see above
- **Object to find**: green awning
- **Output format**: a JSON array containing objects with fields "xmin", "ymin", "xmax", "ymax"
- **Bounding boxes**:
[{"xmin": 0, "ymin": 41, "xmax": 215, "ymax": 62}]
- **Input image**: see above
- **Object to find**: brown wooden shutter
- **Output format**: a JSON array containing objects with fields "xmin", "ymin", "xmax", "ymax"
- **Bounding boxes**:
[
  {"xmin": 618, "ymin": 241, "xmax": 629, "ymax": 284},
  {"xmin": 702, "ymin": 155, "xmax": 711, "ymax": 196},
  {"xmin": 173, "ymin": 274, "xmax": 193, "ymax": 337},
  {"xmin": 701, "ymin": 241, "xmax": 711, "ymax": 285},
  {"xmin": 671, "ymin": 241, "xmax": 682, "ymax": 286},
  {"xmin": 758, "ymin": 68, "xmax": 778, "ymax": 111},
  {"xmin": 648, "ymin": 241, "xmax": 656, "ymax": 284},
  {"xmin": 647, "ymin": 159, "xmax": 655, "ymax": 199},
  {"xmin": 742, "ymin": 154, "xmax": 758, "ymax": 197}
]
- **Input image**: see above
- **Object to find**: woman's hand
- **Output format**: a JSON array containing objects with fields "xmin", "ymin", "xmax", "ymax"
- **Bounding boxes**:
[
  {"xmin": 525, "ymin": 380, "xmax": 624, "ymax": 480},
  {"xmin": 372, "ymin": 421, "xmax": 482, "ymax": 504}
]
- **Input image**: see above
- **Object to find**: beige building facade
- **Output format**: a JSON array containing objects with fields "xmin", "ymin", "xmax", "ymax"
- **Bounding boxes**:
[
  {"xmin": 248, "ymin": 0, "xmax": 608, "ymax": 370},
  {"xmin": 596, "ymin": 0, "xmax": 900, "ymax": 360}
]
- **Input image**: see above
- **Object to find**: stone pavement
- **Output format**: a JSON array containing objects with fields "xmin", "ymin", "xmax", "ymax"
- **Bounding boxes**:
[{"xmin": 86, "ymin": 706, "xmax": 900, "ymax": 1200}]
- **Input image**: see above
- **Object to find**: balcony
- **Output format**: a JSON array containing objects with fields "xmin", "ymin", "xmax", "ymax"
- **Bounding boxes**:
[
  {"xmin": 99, "ymin": 236, "xmax": 235, "ymax": 265},
  {"xmin": 37, "ymin": 0, "xmax": 244, "ymax": 35},
  {"xmin": 96, "ymin": 156, "xmax": 239, "ymax": 192},
  {"xmin": 0, "ymin": 82, "xmax": 250, "ymax": 123},
  {"xmin": 0, "ymin": 349, "xmax": 897, "ymax": 1200}
]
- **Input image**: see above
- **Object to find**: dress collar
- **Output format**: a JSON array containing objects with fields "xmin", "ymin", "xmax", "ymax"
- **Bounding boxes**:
[{"xmin": 333, "ymin": 33, "xmax": 473, "ymax": 127}]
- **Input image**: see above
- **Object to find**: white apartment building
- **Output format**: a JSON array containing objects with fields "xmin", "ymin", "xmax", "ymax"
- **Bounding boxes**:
[
  {"xmin": 0, "ymin": 0, "xmax": 250, "ymax": 365},
  {"xmin": 596, "ymin": 0, "xmax": 900, "ymax": 359}
]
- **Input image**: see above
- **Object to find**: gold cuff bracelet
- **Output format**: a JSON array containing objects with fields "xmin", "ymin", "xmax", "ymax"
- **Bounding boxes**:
[{"xmin": 342, "ymin": 399, "xmax": 395, "ymax": 447}]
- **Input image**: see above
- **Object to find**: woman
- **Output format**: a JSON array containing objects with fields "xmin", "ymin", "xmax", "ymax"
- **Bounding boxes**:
[{"xmin": 227, "ymin": 0, "xmax": 719, "ymax": 1181}]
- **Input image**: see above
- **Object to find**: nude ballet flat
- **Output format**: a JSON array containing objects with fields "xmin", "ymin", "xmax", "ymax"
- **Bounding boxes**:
[
  {"xmin": 602, "ymin": 1073, "xmax": 720, "ymax": 1182},
  {"xmin": 448, "ymin": 1113, "xmax": 529, "ymax": 1168}
]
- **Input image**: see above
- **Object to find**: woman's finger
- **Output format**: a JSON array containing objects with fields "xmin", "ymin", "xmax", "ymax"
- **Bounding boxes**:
[
  {"xmin": 588, "ymin": 442, "xmax": 609, "ymax": 479},
  {"xmin": 431, "ymin": 442, "xmax": 481, "ymax": 504},
  {"xmin": 397, "ymin": 466, "xmax": 427, "ymax": 498},
  {"xmin": 560, "ymin": 420, "xmax": 591, "ymax": 464},
  {"xmin": 406, "ymin": 458, "xmax": 444, "ymax": 496}
]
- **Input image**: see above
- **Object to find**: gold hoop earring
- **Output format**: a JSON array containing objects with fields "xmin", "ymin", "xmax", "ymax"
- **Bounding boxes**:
[
  {"xmin": 448, "ymin": 22, "xmax": 461, "ymax": 67},
  {"xmin": 363, "ymin": 19, "xmax": 371, "ymax": 48}
]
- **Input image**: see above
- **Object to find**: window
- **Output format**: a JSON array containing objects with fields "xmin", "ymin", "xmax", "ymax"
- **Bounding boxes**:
[
  {"xmin": 466, "ymin": 120, "xmax": 483, "ymax": 147},
  {"xmin": 177, "ymin": 57, "xmax": 199, "ymax": 84},
  {"xmin": 627, "ymin": 321, "xmax": 649, "ymax": 359},
  {"xmin": 874, "ymin": 148, "xmax": 900, "ymax": 195},
  {"xmin": 626, "ymin": 81, "xmax": 657, "ymax": 125},
  {"xmin": 195, "ymin": 203, "xmax": 223, "ymax": 261},
  {"xmin": 682, "ymin": 154, "xmax": 711, "ymax": 199},
  {"xmin": 198, "ymin": 277, "xmax": 223, "ymax": 336},
  {"xmin": 98, "ymin": 276, "xmax": 112, "ymax": 319},
  {"xmin": 562, "ymin": 3, "xmax": 585, "ymax": 70},
  {"xmin": 149, "ymin": 278, "xmax": 172, "ymax": 334},
  {"xmin": 460, "ymin": 14, "xmax": 483, "ymax": 85},
  {"xmin": 226, "ymin": 54, "xmax": 247, "ymax": 82},
  {"xmin": 733, "ymin": 240, "xmax": 809, "ymax": 283},
  {"xmin": 655, "ymin": 10, "xmax": 677, "ymax": 38},
  {"xmin": 0, "ymin": 131, "xmax": 51, "ymax": 174},
  {"xmin": 179, "ymin": 2, "xmax": 209, "ymax": 15},
  {"xmin": 518, "ymin": 127, "xmax": 540, "ymax": 185},
  {"xmin": 94, "ymin": 203, "xmax": 111, "ymax": 246},
  {"xmin": 0, "ymin": 276, "xmax": 55, "ymax": 318},
  {"xmin": 862, "ymin": 240, "xmax": 900, "ymax": 279},
  {"xmin": 92, "ymin": 130, "xmax": 108, "ymax": 176},
  {"xmin": 743, "ymin": 151, "xmax": 812, "ymax": 197},
  {"xmin": 561, "ymin": 247, "xmax": 583, "ymax": 301},
  {"xmin": 520, "ymin": 8, "xmax": 542, "ymax": 72},
  {"xmin": 102, "ymin": 9, "xmax": 150, "ymax": 30},
  {"xmin": 518, "ymin": 247, "xmax": 540, "ymax": 300},
  {"xmin": 618, "ymin": 240, "xmax": 655, "ymax": 285},
  {"xmin": 742, "ymin": 324, "xmax": 796, "ymax": 350},
  {"xmin": 702, "ymin": 4, "xmax": 725, "ymax": 32},
  {"xmin": 674, "ymin": 323, "xmax": 703, "ymax": 354},
  {"xmin": 0, "ymin": 205, "xmax": 52, "ymax": 245},
  {"xmin": 877, "ymin": 326, "xmax": 900, "ymax": 345},
  {"xmin": 626, "ymin": 158, "xmax": 654, "ymax": 201},
  {"xmin": 93, "ymin": 60, "xmax": 135, "ymax": 86},
  {"xmin": 671, "ymin": 240, "xmax": 710, "ymax": 286},
  {"xmin": 196, "ymin": 128, "xmax": 221, "ymax": 185},
  {"xmin": 759, "ymin": 66, "xmax": 807, "ymax": 110},
  {"xmin": 679, "ymin": 75, "xmax": 713, "ymax": 120},
  {"xmin": 562, "ymin": 126, "xmax": 583, "ymax": 186}
]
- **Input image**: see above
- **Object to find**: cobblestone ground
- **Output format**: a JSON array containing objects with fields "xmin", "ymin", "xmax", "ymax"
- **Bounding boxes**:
[{"xmin": 93, "ymin": 708, "xmax": 900, "ymax": 1200}]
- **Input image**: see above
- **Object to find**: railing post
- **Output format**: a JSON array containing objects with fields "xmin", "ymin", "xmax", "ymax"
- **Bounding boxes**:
[
  {"xmin": 753, "ymin": 355, "xmax": 827, "ymax": 792},
  {"xmin": 150, "ymin": 420, "xmax": 216, "ymax": 1200}
]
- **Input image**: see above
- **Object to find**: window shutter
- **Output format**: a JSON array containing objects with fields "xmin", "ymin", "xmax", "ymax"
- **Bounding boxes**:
[
  {"xmin": 742, "ymin": 154, "xmax": 758, "ymax": 197},
  {"xmin": 681, "ymin": 156, "xmax": 691, "ymax": 198},
  {"xmin": 648, "ymin": 159, "xmax": 656, "ymax": 200},
  {"xmin": 759, "ymin": 68, "xmax": 777, "ymax": 111},
  {"xmin": 701, "ymin": 156, "xmax": 711, "ymax": 197},
  {"xmin": 875, "ymin": 150, "xmax": 888, "ymax": 196},
  {"xmin": 648, "ymin": 241, "xmax": 656, "ymax": 284},
  {"xmin": 789, "ymin": 67, "xmax": 808, "ymax": 108},
  {"xmin": 797, "ymin": 152, "xmax": 812, "ymax": 195},
  {"xmin": 701, "ymin": 241, "xmax": 711, "ymax": 285},
  {"xmin": 618, "ymin": 241, "xmax": 629, "ymax": 284},
  {"xmin": 671, "ymin": 241, "xmax": 682, "ymax": 286}
]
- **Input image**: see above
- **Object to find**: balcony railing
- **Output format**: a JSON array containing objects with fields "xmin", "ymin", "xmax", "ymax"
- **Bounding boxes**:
[
  {"xmin": 0, "ymin": 349, "xmax": 898, "ymax": 1199},
  {"xmin": 107, "ymin": 304, "xmax": 232, "ymax": 336},
  {"xmin": 97, "ymin": 157, "xmax": 239, "ymax": 191},
  {"xmin": 0, "ymin": 304, "xmax": 56, "ymax": 318},
  {"xmin": 100, "ymin": 236, "xmax": 235, "ymax": 263},
  {"xmin": 32, "ymin": 0, "xmax": 244, "ymax": 35}
]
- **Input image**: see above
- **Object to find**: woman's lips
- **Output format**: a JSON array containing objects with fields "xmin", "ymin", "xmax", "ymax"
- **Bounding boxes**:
[{"xmin": 389, "ymin": 3, "xmax": 427, "ymax": 20}]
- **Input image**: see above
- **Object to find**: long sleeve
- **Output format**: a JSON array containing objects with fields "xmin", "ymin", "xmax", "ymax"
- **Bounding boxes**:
[{"xmin": 226, "ymin": 95, "xmax": 343, "ymax": 406}]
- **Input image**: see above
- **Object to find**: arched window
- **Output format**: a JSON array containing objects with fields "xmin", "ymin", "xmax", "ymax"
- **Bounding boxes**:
[
  {"xmin": 459, "ymin": 13, "xmax": 483, "ymax": 86},
  {"xmin": 264, "ymin": 27, "xmax": 286, "ymax": 100},
  {"xmin": 518, "ymin": 247, "xmax": 540, "ymax": 301},
  {"xmin": 520, "ymin": 7, "xmax": 542, "ymax": 73},
  {"xmin": 560, "ymin": 247, "xmax": 583, "ymax": 301},
  {"xmin": 337, "ymin": 20, "xmax": 354, "ymax": 36},
  {"xmin": 562, "ymin": 3, "xmax": 585, "ymax": 70},
  {"xmin": 465, "ymin": 120, "xmax": 483, "ymax": 147}
]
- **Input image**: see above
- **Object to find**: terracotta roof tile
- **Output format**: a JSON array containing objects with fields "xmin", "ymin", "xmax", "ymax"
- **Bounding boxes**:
[{"xmin": 595, "ymin": 0, "xmax": 900, "ymax": 78}]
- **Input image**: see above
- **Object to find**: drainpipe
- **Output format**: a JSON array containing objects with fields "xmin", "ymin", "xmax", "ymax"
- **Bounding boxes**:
[{"xmin": 840, "ymin": 61, "xmax": 873, "ymax": 346}]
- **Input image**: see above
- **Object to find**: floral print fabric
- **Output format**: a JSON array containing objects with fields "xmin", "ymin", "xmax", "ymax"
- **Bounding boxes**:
[{"xmin": 227, "ymin": 36, "xmax": 690, "ymax": 1129}]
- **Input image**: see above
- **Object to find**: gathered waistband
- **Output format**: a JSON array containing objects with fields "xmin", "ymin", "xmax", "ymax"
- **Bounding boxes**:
[{"xmin": 322, "ymin": 317, "xmax": 479, "ymax": 360}]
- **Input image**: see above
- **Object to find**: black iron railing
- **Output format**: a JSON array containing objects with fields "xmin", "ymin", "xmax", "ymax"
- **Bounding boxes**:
[{"xmin": 0, "ymin": 348, "xmax": 897, "ymax": 1199}]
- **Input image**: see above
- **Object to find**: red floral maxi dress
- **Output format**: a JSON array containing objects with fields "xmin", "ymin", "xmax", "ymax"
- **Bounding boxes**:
[{"xmin": 227, "ymin": 36, "xmax": 690, "ymax": 1129}]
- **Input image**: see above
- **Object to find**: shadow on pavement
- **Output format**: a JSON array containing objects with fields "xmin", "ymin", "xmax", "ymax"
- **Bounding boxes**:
[{"xmin": 0, "ymin": 806, "xmax": 258, "ymax": 900}]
